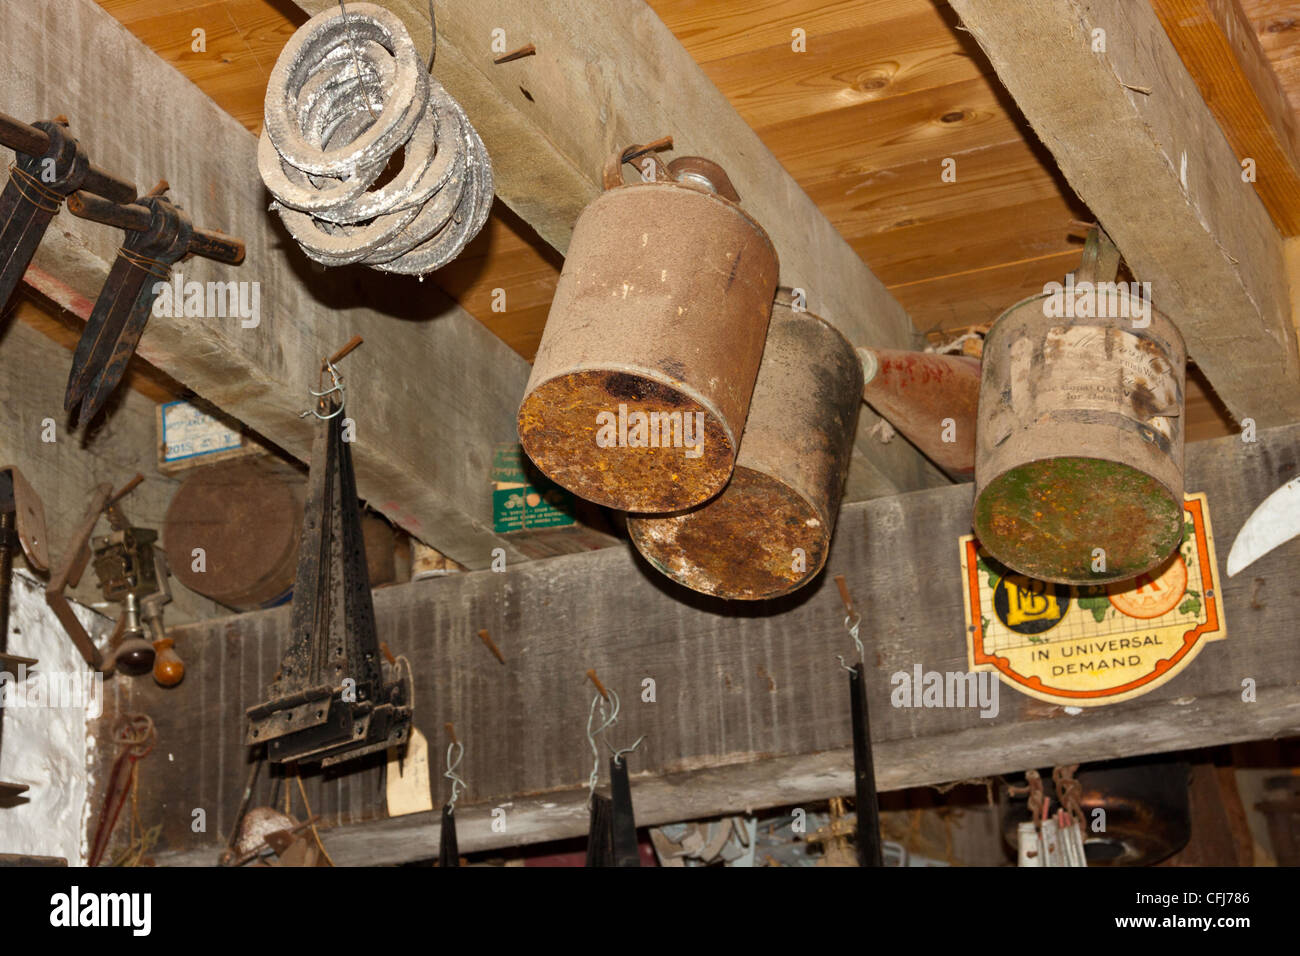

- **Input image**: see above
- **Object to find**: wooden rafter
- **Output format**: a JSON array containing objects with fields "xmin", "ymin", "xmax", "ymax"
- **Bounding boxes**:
[
  {"xmin": 950, "ymin": 0, "xmax": 1300, "ymax": 426},
  {"xmin": 135, "ymin": 422, "xmax": 1300, "ymax": 864}
]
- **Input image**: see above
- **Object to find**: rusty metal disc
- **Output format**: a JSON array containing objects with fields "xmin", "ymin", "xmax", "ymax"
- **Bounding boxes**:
[
  {"xmin": 628, "ymin": 302, "xmax": 862, "ymax": 599},
  {"xmin": 519, "ymin": 181, "xmax": 778, "ymax": 512},
  {"xmin": 973, "ymin": 288, "xmax": 1186, "ymax": 585},
  {"xmin": 163, "ymin": 459, "xmax": 304, "ymax": 610}
]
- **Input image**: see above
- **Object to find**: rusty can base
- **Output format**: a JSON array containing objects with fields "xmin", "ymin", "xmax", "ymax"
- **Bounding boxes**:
[
  {"xmin": 518, "ymin": 369, "xmax": 735, "ymax": 513},
  {"xmin": 973, "ymin": 456, "xmax": 1183, "ymax": 585},
  {"xmin": 627, "ymin": 466, "xmax": 829, "ymax": 600}
]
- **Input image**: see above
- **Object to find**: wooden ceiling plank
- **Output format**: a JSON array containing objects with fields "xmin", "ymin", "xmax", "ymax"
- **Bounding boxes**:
[
  {"xmin": 888, "ymin": 249, "xmax": 1081, "ymax": 335},
  {"xmin": 687, "ymin": 5, "xmax": 987, "ymax": 130},
  {"xmin": 291, "ymin": 0, "xmax": 949, "ymax": 498},
  {"xmin": 5, "ymin": 0, "xmax": 598, "ymax": 569},
  {"xmin": 856, "ymin": 196, "xmax": 1088, "ymax": 286},
  {"xmin": 1239, "ymin": 1, "xmax": 1300, "ymax": 117},
  {"xmin": 755, "ymin": 75, "xmax": 1024, "ymax": 186},
  {"xmin": 949, "ymin": 0, "xmax": 1300, "ymax": 426},
  {"xmin": 1151, "ymin": 0, "xmax": 1300, "ymax": 235},
  {"xmin": 805, "ymin": 139, "xmax": 1077, "ymax": 243},
  {"xmin": 646, "ymin": 0, "xmax": 906, "ymax": 63}
]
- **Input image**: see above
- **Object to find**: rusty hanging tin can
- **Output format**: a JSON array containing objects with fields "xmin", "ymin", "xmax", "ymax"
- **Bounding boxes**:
[
  {"xmin": 627, "ymin": 296, "xmax": 862, "ymax": 600},
  {"xmin": 973, "ymin": 229, "xmax": 1186, "ymax": 585},
  {"xmin": 517, "ymin": 145, "xmax": 779, "ymax": 512}
]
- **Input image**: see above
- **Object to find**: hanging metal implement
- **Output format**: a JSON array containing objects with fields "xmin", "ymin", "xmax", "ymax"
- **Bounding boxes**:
[
  {"xmin": 627, "ymin": 297, "xmax": 861, "ymax": 599},
  {"xmin": 245, "ymin": 388, "xmax": 412, "ymax": 767},
  {"xmin": 0, "ymin": 112, "xmax": 136, "ymax": 313},
  {"xmin": 63, "ymin": 185, "xmax": 245, "ymax": 428},
  {"xmin": 834, "ymin": 576, "xmax": 883, "ymax": 867},
  {"xmin": 259, "ymin": 3, "xmax": 493, "ymax": 274},
  {"xmin": 519, "ymin": 144, "xmax": 779, "ymax": 513},
  {"xmin": 973, "ymin": 226, "xmax": 1186, "ymax": 584},
  {"xmin": 859, "ymin": 346, "xmax": 981, "ymax": 479}
]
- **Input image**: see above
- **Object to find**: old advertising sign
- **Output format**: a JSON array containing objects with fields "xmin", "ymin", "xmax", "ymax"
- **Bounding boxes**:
[{"xmin": 961, "ymin": 493, "xmax": 1225, "ymax": 706}]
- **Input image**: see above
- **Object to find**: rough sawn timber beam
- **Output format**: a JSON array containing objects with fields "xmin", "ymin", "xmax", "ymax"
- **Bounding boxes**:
[
  {"xmin": 949, "ymin": 0, "xmax": 1300, "ymax": 426},
  {"xmin": 141, "ymin": 423, "xmax": 1300, "ymax": 865},
  {"xmin": 1149, "ymin": 0, "xmax": 1300, "ymax": 237},
  {"xmin": 293, "ymin": 0, "xmax": 945, "ymax": 498},
  {"xmin": 0, "ymin": 0, "xmax": 595, "ymax": 571}
]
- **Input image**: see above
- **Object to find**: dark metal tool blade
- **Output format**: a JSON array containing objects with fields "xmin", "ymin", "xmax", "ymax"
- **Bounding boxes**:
[
  {"xmin": 64, "ymin": 196, "xmax": 192, "ymax": 427},
  {"xmin": 609, "ymin": 756, "xmax": 642, "ymax": 867},
  {"xmin": 0, "ymin": 121, "xmax": 87, "ymax": 312},
  {"xmin": 439, "ymin": 804, "xmax": 459, "ymax": 867},
  {"xmin": 849, "ymin": 664, "xmax": 884, "ymax": 866},
  {"xmin": 585, "ymin": 793, "xmax": 614, "ymax": 867}
]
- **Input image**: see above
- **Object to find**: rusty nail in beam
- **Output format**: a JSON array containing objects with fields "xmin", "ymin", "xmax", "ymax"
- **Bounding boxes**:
[
  {"xmin": 445, "ymin": 722, "xmax": 457, "ymax": 745},
  {"xmin": 586, "ymin": 668, "xmax": 609, "ymax": 701},
  {"xmin": 624, "ymin": 136, "xmax": 673, "ymax": 164},
  {"xmin": 477, "ymin": 628, "xmax": 506, "ymax": 665},
  {"xmin": 53, "ymin": 114, "xmax": 68, "ymax": 125},
  {"xmin": 379, "ymin": 641, "xmax": 396, "ymax": 665},
  {"xmin": 493, "ymin": 43, "xmax": 535, "ymax": 64},
  {"xmin": 146, "ymin": 180, "xmax": 169, "ymax": 198},
  {"xmin": 833, "ymin": 574, "xmax": 857, "ymax": 620},
  {"xmin": 325, "ymin": 335, "xmax": 364, "ymax": 371},
  {"xmin": 107, "ymin": 473, "xmax": 144, "ymax": 508}
]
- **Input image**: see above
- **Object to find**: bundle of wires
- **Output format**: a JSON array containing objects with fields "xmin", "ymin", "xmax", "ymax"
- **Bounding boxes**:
[{"xmin": 258, "ymin": 3, "xmax": 492, "ymax": 275}]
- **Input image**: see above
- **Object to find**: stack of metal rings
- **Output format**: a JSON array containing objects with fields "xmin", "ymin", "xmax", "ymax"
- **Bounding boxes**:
[{"xmin": 258, "ymin": 3, "xmax": 492, "ymax": 275}]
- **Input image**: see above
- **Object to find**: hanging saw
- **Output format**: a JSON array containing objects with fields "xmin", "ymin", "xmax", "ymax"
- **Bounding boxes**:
[
  {"xmin": 1226, "ymin": 475, "xmax": 1300, "ymax": 577},
  {"xmin": 62, "ymin": 183, "xmax": 244, "ymax": 428},
  {"xmin": 0, "ymin": 112, "xmax": 136, "ymax": 313},
  {"xmin": 245, "ymin": 360, "xmax": 412, "ymax": 767}
]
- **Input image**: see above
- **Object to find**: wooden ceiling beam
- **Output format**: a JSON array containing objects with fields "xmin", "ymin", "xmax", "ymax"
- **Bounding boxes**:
[
  {"xmin": 293, "ymin": 0, "xmax": 946, "ymax": 497},
  {"xmin": 1151, "ymin": 0, "xmax": 1300, "ymax": 236},
  {"xmin": 2, "ymin": 0, "xmax": 604, "ymax": 570},
  {"xmin": 949, "ymin": 0, "xmax": 1300, "ymax": 426},
  {"xmin": 143, "ymin": 421, "xmax": 1300, "ymax": 864}
]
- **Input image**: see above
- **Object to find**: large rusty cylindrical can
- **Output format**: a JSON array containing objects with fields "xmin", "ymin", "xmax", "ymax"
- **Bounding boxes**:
[
  {"xmin": 517, "ymin": 147, "xmax": 779, "ymax": 512},
  {"xmin": 627, "ymin": 299, "xmax": 862, "ymax": 599},
  {"xmin": 973, "ymin": 279, "xmax": 1186, "ymax": 585}
]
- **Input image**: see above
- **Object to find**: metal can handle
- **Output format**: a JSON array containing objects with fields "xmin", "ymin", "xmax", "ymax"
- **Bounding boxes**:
[{"xmin": 602, "ymin": 142, "xmax": 672, "ymax": 190}]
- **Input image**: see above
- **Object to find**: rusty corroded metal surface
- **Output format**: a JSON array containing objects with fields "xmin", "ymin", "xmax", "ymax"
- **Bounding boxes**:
[
  {"xmin": 628, "ymin": 303, "xmax": 862, "ymax": 599},
  {"xmin": 974, "ymin": 289, "xmax": 1186, "ymax": 585},
  {"xmin": 164, "ymin": 459, "xmax": 304, "ymax": 611},
  {"xmin": 519, "ymin": 177, "xmax": 778, "ymax": 512},
  {"xmin": 860, "ymin": 347, "xmax": 980, "ymax": 477}
]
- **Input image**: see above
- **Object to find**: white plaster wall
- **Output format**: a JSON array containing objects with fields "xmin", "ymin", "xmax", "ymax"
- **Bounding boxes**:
[{"xmin": 1, "ymin": 569, "xmax": 111, "ymax": 864}]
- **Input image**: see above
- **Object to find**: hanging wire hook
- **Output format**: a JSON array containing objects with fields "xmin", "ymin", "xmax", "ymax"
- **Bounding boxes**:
[
  {"xmin": 836, "ymin": 614, "xmax": 865, "ymax": 673},
  {"xmin": 444, "ymin": 740, "xmax": 467, "ymax": 811},
  {"xmin": 586, "ymin": 689, "xmax": 620, "ymax": 800},
  {"xmin": 300, "ymin": 359, "xmax": 347, "ymax": 420},
  {"xmin": 609, "ymin": 733, "xmax": 646, "ymax": 765},
  {"xmin": 832, "ymin": 574, "xmax": 864, "ymax": 672}
]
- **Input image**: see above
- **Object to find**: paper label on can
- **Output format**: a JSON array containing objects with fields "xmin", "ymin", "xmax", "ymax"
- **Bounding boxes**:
[
  {"xmin": 1009, "ymin": 325, "xmax": 1179, "ymax": 442},
  {"xmin": 960, "ymin": 493, "xmax": 1224, "ymax": 706}
]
